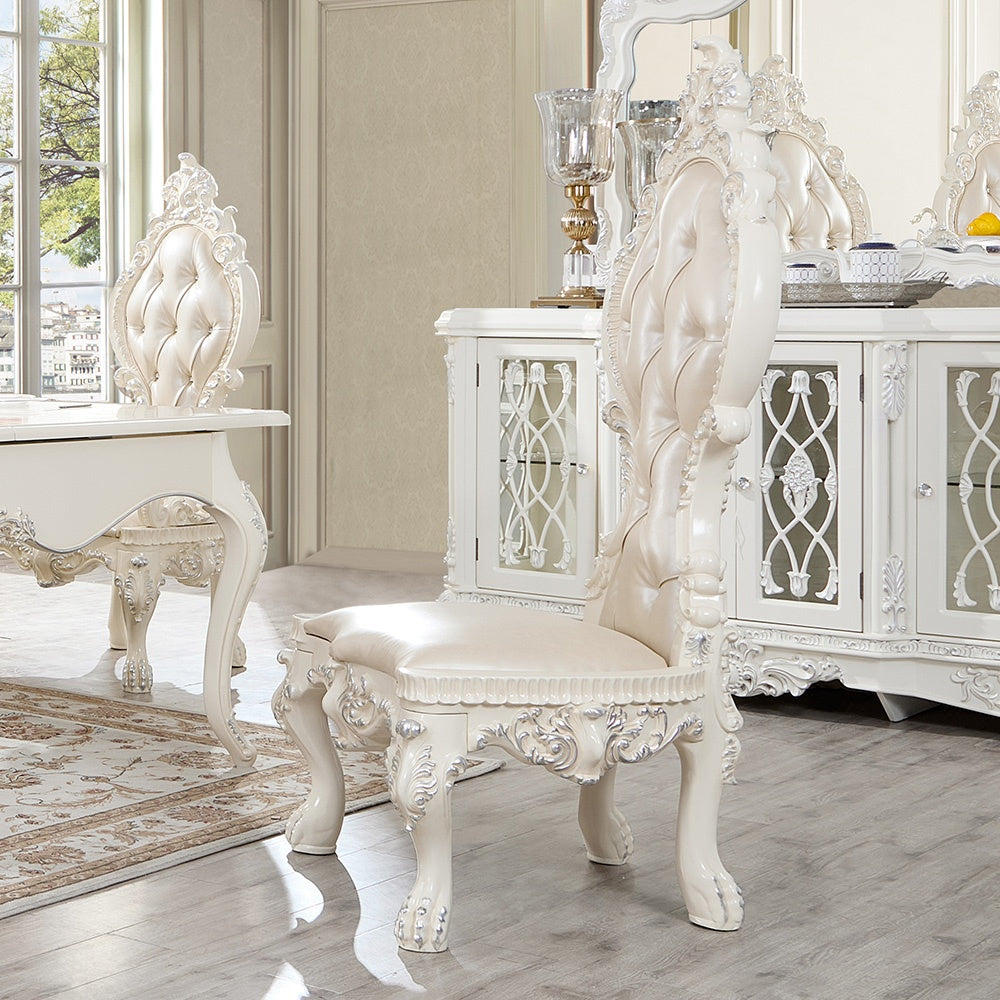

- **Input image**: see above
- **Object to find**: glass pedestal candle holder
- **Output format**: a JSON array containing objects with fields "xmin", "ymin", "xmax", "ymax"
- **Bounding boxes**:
[
  {"xmin": 532, "ymin": 87, "xmax": 622, "ymax": 308},
  {"xmin": 616, "ymin": 114, "xmax": 680, "ymax": 217}
]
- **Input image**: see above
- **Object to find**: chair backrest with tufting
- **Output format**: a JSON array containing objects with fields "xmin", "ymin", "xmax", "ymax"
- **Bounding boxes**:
[
  {"xmin": 587, "ymin": 38, "xmax": 782, "ymax": 668},
  {"xmin": 110, "ymin": 153, "xmax": 260, "ymax": 409},
  {"xmin": 750, "ymin": 55, "xmax": 870, "ymax": 252}
]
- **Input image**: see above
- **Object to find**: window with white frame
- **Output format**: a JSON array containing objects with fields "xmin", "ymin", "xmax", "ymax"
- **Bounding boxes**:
[{"xmin": 0, "ymin": 0, "xmax": 112, "ymax": 398}]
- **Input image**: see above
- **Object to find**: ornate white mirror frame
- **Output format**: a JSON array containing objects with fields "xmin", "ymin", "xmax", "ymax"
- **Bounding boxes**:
[{"xmin": 593, "ymin": 0, "xmax": 747, "ymax": 287}]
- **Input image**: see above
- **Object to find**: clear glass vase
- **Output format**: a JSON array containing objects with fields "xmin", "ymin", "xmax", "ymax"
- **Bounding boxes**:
[{"xmin": 616, "ymin": 115, "xmax": 680, "ymax": 215}]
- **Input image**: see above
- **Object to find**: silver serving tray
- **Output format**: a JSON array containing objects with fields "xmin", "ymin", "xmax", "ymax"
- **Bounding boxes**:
[{"xmin": 781, "ymin": 278, "xmax": 949, "ymax": 308}]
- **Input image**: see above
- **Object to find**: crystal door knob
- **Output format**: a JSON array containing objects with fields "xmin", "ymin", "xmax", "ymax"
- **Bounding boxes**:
[
  {"xmin": 918, "ymin": 482, "xmax": 934, "ymax": 498},
  {"xmin": 577, "ymin": 463, "xmax": 591, "ymax": 476},
  {"xmin": 736, "ymin": 476, "xmax": 752, "ymax": 492}
]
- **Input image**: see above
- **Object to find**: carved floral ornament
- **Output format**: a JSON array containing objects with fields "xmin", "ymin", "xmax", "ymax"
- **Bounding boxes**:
[
  {"xmin": 0, "ymin": 508, "xmax": 110, "ymax": 587},
  {"xmin": 881, "ymin": 343, "xmax": 908, "ymax": 421},
  {"xmin": 726, "ymin": 632, "xmax": 843, "ymax": 697},
  {"xmin": 881, "ymin": 555, "xmax": 906, "ymax": 633},
  {"xmin": 749, "ymin": 55, "xmax": 870, "ymax": 243},
  {"xmin": 474, "ymin": 703, "xmax": 703, "ymax": 785}
]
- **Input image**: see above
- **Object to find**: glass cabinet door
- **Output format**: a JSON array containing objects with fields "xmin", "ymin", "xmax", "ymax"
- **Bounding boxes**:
[
  {"xmin": 917, "ymin": 343, "xmax": 1000, "ymax": 640},
  {"xmin": 475, "ymin": 339, "xmax": 598, "ymax": 600},
  {"xmin": 733, "ymin": 342, "xmax": 864, "ymax": 631}
]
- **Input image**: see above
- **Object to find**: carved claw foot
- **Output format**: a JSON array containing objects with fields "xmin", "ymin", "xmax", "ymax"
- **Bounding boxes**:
[
  {"xmin": 583, "ymin": 804, "xmax": 633, "ymax": 865},
  {"xmin": 395, "ymin": 888, "xmax": 451, "ymax": 953},
  {"xmin": 284, "ymin": 791, "xmax": 342, "ymax": 855},
  {"xmin": 121, "ymin": 653, "xmax": 153, "ymax": 693},
  {"xmin": 682, "ymin": 866, "xmax": 744, "ymax": 932}
]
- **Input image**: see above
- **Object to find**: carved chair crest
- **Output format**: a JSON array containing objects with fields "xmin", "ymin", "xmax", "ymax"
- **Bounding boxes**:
[
  {"xmin": 749, "ymin": 55, "xmax": 870, "ymax": 252},
  {"xmin": 110, "ymin": 153, "xmax": 261, "ymax": 410},
  {"xmin": 915, "ymin": 71, "xmax": 1000, "ymax": 243}
]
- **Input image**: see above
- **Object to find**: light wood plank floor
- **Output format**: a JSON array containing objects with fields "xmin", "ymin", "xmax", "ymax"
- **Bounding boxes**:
[{"xmin": 2, "ymin": 563, "xmax": 1000, "ymax": 999}]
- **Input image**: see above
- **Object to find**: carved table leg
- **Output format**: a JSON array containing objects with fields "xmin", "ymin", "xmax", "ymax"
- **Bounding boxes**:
[
  {"xmin": 202, "ymin": 442, "xmax": 266, "ymax": 767},
  {"xmin": 273, "ymin": 628, "xmax": 346, "ymax": 854},
  {"xmin": 578, "ymin": 767, "xmax": 633, "ymax": 865},
  {"xmin": 674, "ymin": 705, "xmax": 743, "ymax": 931},
  {"xmin": 113, "ymin": 549, "xmax": 164, "ymax": 693},
  {"xmin": 390, "ymin": 711, "xmax": 467, "ymax": 953},
  {"xmin": 209, "ymin": 573, "xmax": 247, "ymax": 671}
]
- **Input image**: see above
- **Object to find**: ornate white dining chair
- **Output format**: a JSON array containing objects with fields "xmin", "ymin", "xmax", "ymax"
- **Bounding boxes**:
[
  {"xmin": 273, "ymin": 37, "xmax": 780, "ymax": 953},
  {"xmin": 916, "ymin": 70, "xmax": 1000, "ymax": 242},
  {"xmin": 26, "ymin": 154, "xmax": 261, "ymax": 692},
  {"xmin": 750, "ymin": 54, "xmax": 871, "ymax": 253}
]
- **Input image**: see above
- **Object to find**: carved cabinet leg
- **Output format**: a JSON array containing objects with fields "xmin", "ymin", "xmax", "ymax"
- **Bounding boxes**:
[
  {"xmin": 578, "ymin": 767, "xmax": 633, "ymax": 865},
  {"xmin": 673, "ymin": 708, "xmax": 743, "ymax": 931},
  {"xmin": 273, "ymin": 634, "xmax": 346, "ymax": 854},
  {"xmin": 113, "ymin": 550, "xmax": 165, "ymax": 693},
  {"xmin": 389, "ymin": 712, "xmax": 467, "ymax": 953}
]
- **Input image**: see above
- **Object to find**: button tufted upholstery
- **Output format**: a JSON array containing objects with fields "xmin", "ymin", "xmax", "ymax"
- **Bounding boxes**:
[
  {"xmin": 749, "ymin": 55, "xmax": 870, "ymax": 253},
  {"xmin": 598, "ymin": 158, "xmax": 729, "ymax": 662},
  {"xmin": 955, "ymin": 140, "xmax": 1000, "ymax": 231},
  {"xmin": 770, "ymin": 132, "xmax": 855, "ymax": 251},
  {"xmin": 123, "ymin": 226, "xmax": 237, "ymax": 407}
]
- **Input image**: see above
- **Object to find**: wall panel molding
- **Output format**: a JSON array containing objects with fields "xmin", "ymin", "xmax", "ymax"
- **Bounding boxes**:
[{"xmin": 289, "ymin": 0, "xmax": 326, "ymax": 562}]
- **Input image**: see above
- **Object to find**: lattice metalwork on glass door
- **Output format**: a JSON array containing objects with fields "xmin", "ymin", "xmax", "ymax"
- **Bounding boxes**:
[
  {"xmin": 950, "ymin": 368, "xmax": 1000, "ymax": 612},
  {"xmin": 496, "ymin": 358, "xmax": 578, "ymax": 575},
  {"xmin": 758, "ymin": 366, "xmax": 840, "ymax": 603}
]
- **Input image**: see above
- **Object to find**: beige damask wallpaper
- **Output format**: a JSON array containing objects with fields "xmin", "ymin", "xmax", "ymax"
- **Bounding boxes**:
[{"xmin": 322, "ymin": 0, "xmax": 513, "ymax": 556}]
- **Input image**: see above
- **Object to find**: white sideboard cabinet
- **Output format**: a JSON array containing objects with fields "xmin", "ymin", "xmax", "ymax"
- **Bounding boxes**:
[
  {"xmin": 730, "ymin": 307, "xmax": 1000, "ymax": 720},
  {"xmin": 441, "ymin": 305, "xmax": 1000, "ymax": 722}
]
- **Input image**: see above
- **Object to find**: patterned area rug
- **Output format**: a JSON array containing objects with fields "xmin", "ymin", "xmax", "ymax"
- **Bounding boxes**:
[{"xmin": 0, "ymin": 681, "xmax": 500, "ymax": 919}]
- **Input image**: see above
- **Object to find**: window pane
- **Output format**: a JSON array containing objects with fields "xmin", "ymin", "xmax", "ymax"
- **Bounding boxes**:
[
  {"xmin": 40, "ymin": 163, "xmax": 101, "ymax": 281},
  {"xmin": 0, "ymin": 1, "xmax": 13, "ymax": 32},
  {"xmin": 39, "ymin": 39, "xmax": 100, "ymax": 161},
  {"xmin": 40, "ymin": 0, "xmax": 101, "ymax": 43},
  {"xmin": 0, "ymin": 291, "xmax": 13, "ymax": 394},
  {"xmin": 0, "ymin": 164, "xmax": 13, "ymax": 283},
  {"xmin": 41, "ymin": 286, "xmax": 103, "ymax": 395},
  {"xmin": 0, "ymin": 36, "xmax": 13, "ymax": 156}
]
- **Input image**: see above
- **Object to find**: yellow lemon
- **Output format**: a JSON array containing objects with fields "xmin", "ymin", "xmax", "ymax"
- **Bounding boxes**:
[{"xmin": 967, "ymin": 211, "xmax": 1000, "ymax": 236}]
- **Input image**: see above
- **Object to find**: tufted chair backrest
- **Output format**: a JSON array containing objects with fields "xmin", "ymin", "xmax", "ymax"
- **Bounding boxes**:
[
  {"xmin": 922, "ymin": 72, "xmax": 1000, "ymax": 240},
  {"xmin": 110, "ymin": 154, "xmax": 260, "ymax": 409},
  {"xmin": 750, "ymin": 55, "xmax": 870, "ymax": 252},
  {"xmin": 954, "ymin": 141, "xmax": 1000, "ymax": 227},
  {"xmin": 586, "ymin": 38, "xmax": 781, "ymax": 667}
]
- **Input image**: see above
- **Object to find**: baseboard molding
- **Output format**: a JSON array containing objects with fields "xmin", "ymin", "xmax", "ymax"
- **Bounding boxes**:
[{"xmin": 302, "ymin": 546, "xmax": 446, "ymax": 576}]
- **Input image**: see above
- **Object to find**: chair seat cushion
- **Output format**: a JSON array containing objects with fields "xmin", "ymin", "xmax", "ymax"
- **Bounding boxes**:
[{"xmin": 303, "ymin": 602, "xmax": 704, "ymax": 707}]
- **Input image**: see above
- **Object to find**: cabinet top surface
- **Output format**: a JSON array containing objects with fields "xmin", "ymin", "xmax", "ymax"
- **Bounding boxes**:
[
  {"xmin": 777, "ymin": 305, "xmax": 1000, "ymax": 341},
  {"xmin": 438, "ymin": 306, "xmax": 1000, "ymax": 342},
  {"xmin": 436, "ymin": 308, "xmax": 603, "ymax": 338}
]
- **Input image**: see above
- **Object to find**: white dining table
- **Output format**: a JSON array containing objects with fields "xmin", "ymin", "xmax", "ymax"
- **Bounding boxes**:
[{"xmin": 0, "ymin": 398, "xmax": 290, "ymax": 767}]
